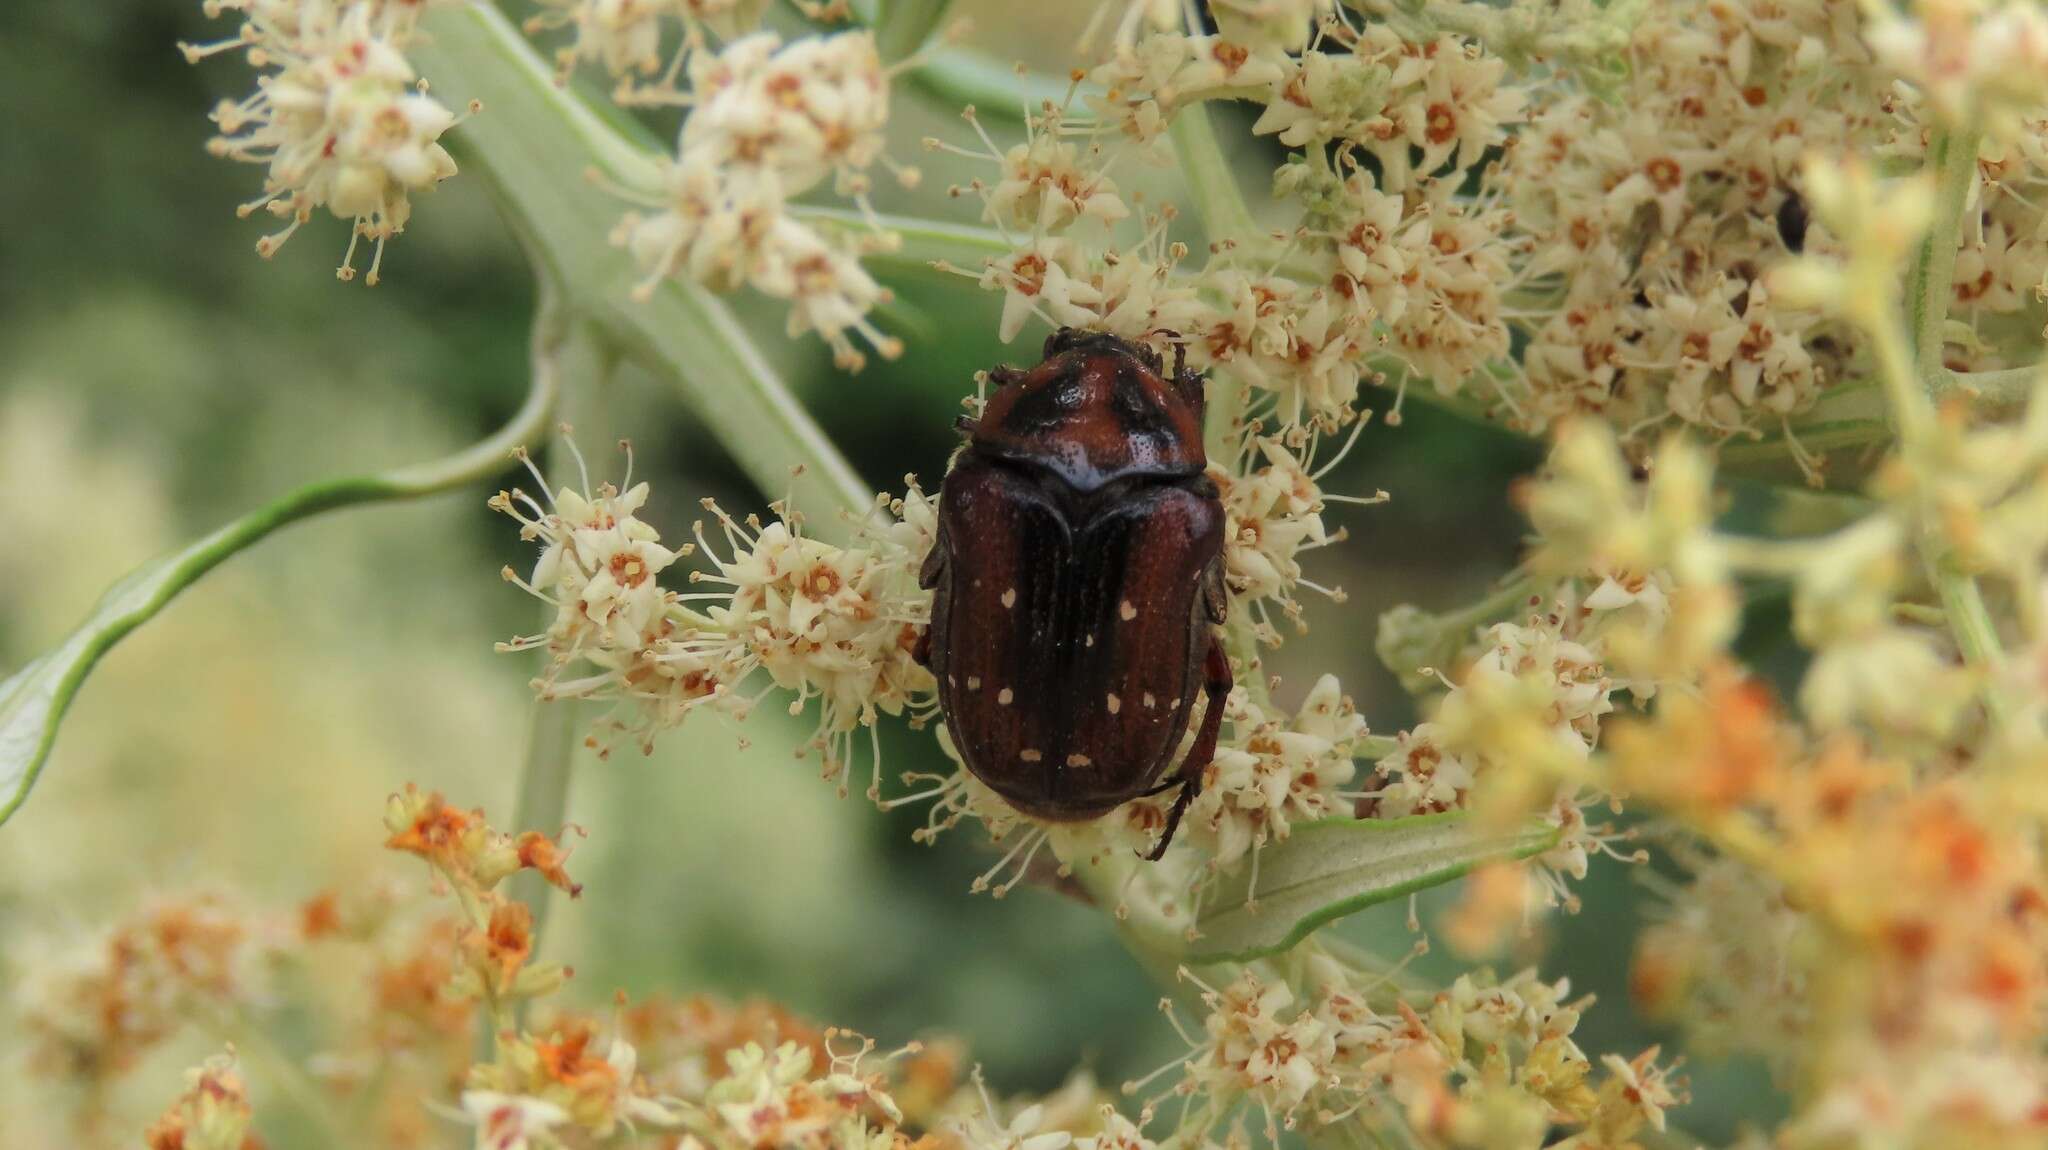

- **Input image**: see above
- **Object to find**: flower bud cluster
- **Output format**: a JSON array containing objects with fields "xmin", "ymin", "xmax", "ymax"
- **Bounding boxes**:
[
  {"xmin": 383, "ymin": 785, "xmax": 582, "ymax": 1007},
  {"xmin": 182, "ymin": 0, "xmax": 464, "ymax": 283},
  {"xmin": 144, "ymin": 1049, "xmax": 259, "ymax": 1150}
]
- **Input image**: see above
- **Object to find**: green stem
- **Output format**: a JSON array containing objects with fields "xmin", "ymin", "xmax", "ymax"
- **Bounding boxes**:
[
  {"xmin": 1714, "ymin": 418, "xmax": 1892, "ymax": 468},
  {"xmin": 1067, "ymin": 853, "xmax": 1201, "ymax": 1004},
  {"xmin": 504, "ymin": 311, "xmax": 611, "ymax": 979},
  {"xmin": 1169, "ymin": 103, "xmax": 1262, "ymax": 251},
  {"xmin": 794, "ymin": 206, "xmax": 1012, "ymax": 275},
  {"xmin": 844, "ymin": 0, "xmax": 1079, "ymax": 111},
  {"xmin": 1910, "ymin": 129, "xmax": 1980, "ymax": 383},
  {"xmin": 1374, "ymin": 567, "xmax": 1546, "ymax": 694},
  {"xmin": 1886, "ymin": 127, "xmax": 2013, "ymax": 721},
  {"xmin": 1354, "ymin": 734, "xmax": 1399, "ymax": 762}
]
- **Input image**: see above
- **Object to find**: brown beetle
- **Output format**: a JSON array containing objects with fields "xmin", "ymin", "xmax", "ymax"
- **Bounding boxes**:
[{"xmin": 915, "ymin": 328, "xmax": 1231, "ymax": 860}]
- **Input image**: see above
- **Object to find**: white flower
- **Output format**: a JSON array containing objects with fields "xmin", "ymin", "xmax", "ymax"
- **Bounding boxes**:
[
  {"xmin": 1084, "ymin": 35, "xmax": 1289, "ymax": 142},
  {"xmin": 1076, "ymin": 1109, "xmax": 1156, "ymax": 1150},
  {"xmin": 1192, "ymin": 271, "xmax": 1374, "ymax": 423}
]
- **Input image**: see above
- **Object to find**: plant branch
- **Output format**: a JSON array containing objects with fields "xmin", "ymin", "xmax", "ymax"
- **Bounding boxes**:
[
  {"xmin": 505, "ymin": 309, "xmax": 612, "ymax": 972},
  {"xmin": 415, "ymin": 1, "xmax": 874, "ymax": 528}
]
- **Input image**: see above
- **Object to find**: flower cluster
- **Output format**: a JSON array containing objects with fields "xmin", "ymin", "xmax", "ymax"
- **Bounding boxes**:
[
  {"xmin": 1607, "ymin": 678, "xmax": 2048, "ymax": 1146},
  {"xmin": 1214, "ymin": 429, "xmax": 1379, "ymax": 646},
  {"xmin": 494, "ymin": 448, "xmax": 937, "ymax": 796},
  {"xmin": 15, "ymin": 892, "xmax": 277, "ymax": 1086},
  {"xmin": 954, "ymin": 0, "xmax": 2048, "ymax": 463},
  {"xmin": 182, "ymin": 0, "xmax": 467, "ymax": 283},
  {"xmin": 525, "ymin": 0, "xmax": 770, "ymax": 97},
  {"xmin": 12, "ymin": 790, "xmax": 997, "ymax": 1148},
  {"xmin": 1133, "ymin": 959, "xmax": 1680, "ymax": 1148},
  {"xmin": 1185, "ymin": 675, "xmax": 1367, "ymax": 874},
  {"xmin": 614, "ymin": 29, "xmax": 915, "ymax": 368}
]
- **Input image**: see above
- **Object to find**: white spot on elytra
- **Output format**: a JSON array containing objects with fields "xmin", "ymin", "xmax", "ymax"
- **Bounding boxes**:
[
  {"xmin": 1021, "ymin": 748, "xmax": 1042, "ymax": 762},
  {"xmin": 998, "ymin": 687, "xmax": 1014, "ymax": 705},
  {"xmin": 1066, "ymin": 753, "xmax": 1092, "ymax": 767},
  {"xmin": 1119, "ymin": 600, "xmax": 1137, "ymax": 621},
  {"xmin": 1143, "ymin": 692, "xmax": 1157, "ymax": 709},
  {"xmin": 967, "ymin": 676, "xmax": 981, "ymax": 690},
  {"xmin": 1000, "ymin": 588, "xmax": 1016, "ymax": 609},
  {"xmin": 1084, "ymin": 634, "xmax": 1095, "ymax": 647},
  {"xmin": 1107, "ymin": 693, "xmax": 1121, "ymax": 714}
]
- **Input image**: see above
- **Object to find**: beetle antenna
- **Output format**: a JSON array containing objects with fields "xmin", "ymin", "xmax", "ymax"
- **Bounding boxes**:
[{"xmin": 954, "ymin": 415, "xmax": 980, "ymax": 436}]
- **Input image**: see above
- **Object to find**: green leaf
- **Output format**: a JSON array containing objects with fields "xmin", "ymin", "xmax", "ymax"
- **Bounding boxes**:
[
  {"xmin": 1189, "ymin": 813, "xmax": 1560, "ymax": 963},
  {"xmin": 0, "ymin": 322, "xmax": 560, "ymax": 828}
]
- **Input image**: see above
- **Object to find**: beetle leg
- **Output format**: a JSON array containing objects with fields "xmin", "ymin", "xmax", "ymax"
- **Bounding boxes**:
[
  {"xmin": 1145, "ymin": 632, "xmax": 1232, "ymax": 862},
  {"xmin": 918, "ymin": 521, "xmax": 948, "ymax": 591},
  {"xmin": 1200, "ymin": 559, "xmax": 1228, "ymax": 626}
]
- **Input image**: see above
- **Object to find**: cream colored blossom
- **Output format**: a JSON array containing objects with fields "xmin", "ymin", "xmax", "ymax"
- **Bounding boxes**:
[
  {"xmin": 1174, "ymin": 970, "xmax": 1338, "ymax": 1135},
  {"xmin": 183, "ymin": 0, "xmax": 463, "ymax": 283},
  {"xmin": 526, "ymin": 0, "xmax": 769, "ymax": 91},
  {"xmin": 1189, "ymin": 675, "xmax": 1367, "ymax": 871},
  {"xmin": 616, "ymin": 30, "xmax": 908, "ymax": 369}
]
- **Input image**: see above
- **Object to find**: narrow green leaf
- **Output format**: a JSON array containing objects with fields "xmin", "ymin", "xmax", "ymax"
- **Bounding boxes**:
[
  {"xmin": 0, "ymin": 322, "xmax": 560, "ymax": 828},
  {"xmin": 1189, "ymin": 813, "xmax": 1560, "ymax": 963}
]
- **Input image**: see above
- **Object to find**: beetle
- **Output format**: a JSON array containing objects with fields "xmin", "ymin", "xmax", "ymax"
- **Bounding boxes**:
[{"xmin": 914, "ymin": 327, "xmax": 1232, "ymax": 860}]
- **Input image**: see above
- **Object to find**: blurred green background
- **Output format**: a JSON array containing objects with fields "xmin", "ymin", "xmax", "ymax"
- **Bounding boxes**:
[{"xmin": 0, "ymin": 1, "xmax": 1778, "ymax": 1143}]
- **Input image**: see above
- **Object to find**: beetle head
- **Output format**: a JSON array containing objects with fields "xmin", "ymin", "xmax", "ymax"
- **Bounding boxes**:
[{"xmin": 971, "ymin": 328, "xmax": 1208, "ymax": 491}]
